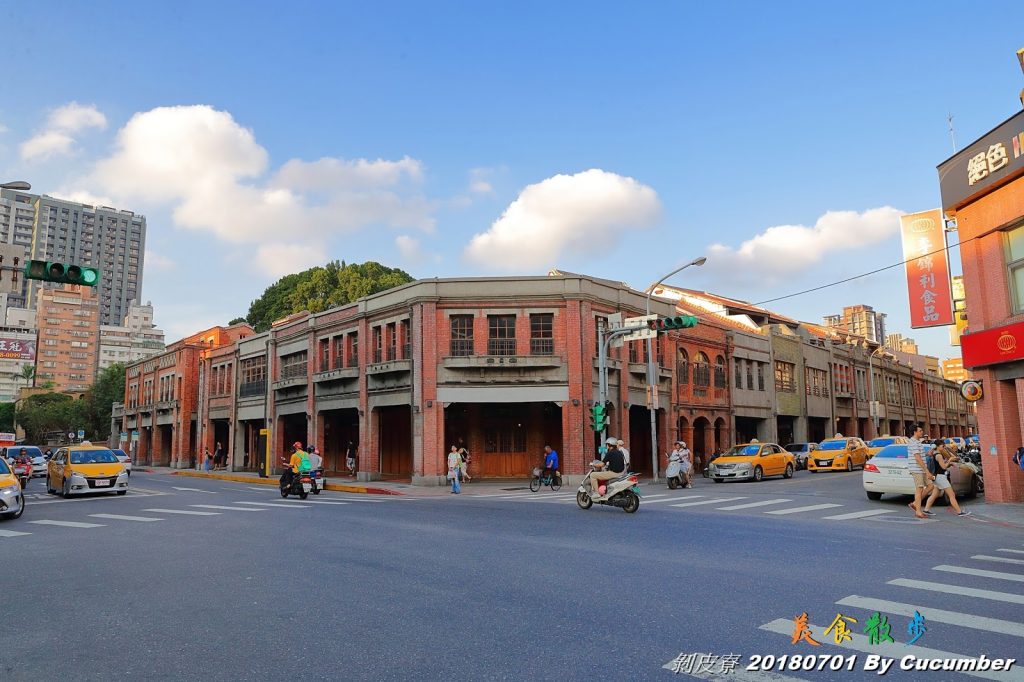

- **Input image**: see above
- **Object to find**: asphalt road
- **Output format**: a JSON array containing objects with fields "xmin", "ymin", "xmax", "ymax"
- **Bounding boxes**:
[{"xmin": 3, "ymin": 469, "xmax": 1022, "ymax": 681}]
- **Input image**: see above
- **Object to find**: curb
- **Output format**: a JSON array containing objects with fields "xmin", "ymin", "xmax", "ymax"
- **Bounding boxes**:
[{"xmin": 170, "ymin": 470, "xmax": 405, "ymax": 496}]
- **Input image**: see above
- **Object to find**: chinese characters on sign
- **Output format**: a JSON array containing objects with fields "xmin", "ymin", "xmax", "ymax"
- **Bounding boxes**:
[
  {"xmin": 792, "ymin": 611, "xmax": 927, "ymax": 647},
  {"xmin": 938, "ymin": 109, "xmax": 1024, "ymax": 210},
  {"xmin": 0, "ymin": 337, "xmax": 35, "ymax": 361},
  {"xmin": 899, "ymin": 209, "xmax": 954, "ymax": 329}
]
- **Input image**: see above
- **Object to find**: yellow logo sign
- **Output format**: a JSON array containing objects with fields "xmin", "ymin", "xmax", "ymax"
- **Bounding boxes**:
[
  {"xmin": 997, "ymin": 332, "xmax": 1017, "ymax": 354},
  {"xmin": 909, "ymin": 218, "xmax": 935, "ymax": 234}
]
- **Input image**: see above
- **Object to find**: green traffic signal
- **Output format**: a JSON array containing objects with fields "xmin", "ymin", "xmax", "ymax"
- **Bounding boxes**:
[
  {"xmin": 24, "ymin": 259, "xmax": 101, "ymax": 287},
  {"xmin": 590, "ymin": 403, "xmax": 607, "ymax": 432},
  {"xmin": 647, "ymin": 315, "xmax": 699, "ymax": 332}
]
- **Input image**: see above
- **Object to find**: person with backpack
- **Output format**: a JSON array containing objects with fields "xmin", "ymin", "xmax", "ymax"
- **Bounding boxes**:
[
  {"xmin": 923, "ymin": 440, "xmax": 971, "ymax": 517},
  {"xmin": 282, "ymin": 442, "xmax": 309, "ymax": 491}
]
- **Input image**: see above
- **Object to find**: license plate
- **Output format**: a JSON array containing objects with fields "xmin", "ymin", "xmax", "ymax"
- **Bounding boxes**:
[
  {"xmin": 94, "ymin": 479, "xmax": 110, "ymax": 487},
  {"xmin": 631, "ymin": 485, "xmax": 641, "ymax": 495},
  {"xmin": 302, "ymin": 484, "xmax": 311, "ymax": 492}
]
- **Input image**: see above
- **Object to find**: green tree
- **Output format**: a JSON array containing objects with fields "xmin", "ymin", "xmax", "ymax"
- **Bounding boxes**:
[
  {"xmin": 244, "ymin": 260, "xmax": 413, "ymax": 332},
  {"xmin": 0, "ymin": 402, "xmax": 14, "ymax": 432},
  {"xmin": 228, "ymin": 317, "xmax": 247, "ymax": 326},
  {"xmin": 84, "ymin": 363, "xmax": 126, "ymax": 441},
  {"xmin": 19, "ymin": 364, "xmax": 35, "ymax": 388},
  {"xmin": 16, "ymin": 393, "xmax": 87, "ymax": 443}
]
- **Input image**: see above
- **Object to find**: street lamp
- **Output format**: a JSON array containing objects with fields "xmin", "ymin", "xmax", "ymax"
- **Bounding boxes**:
[
  {"xmin": 645, "ymin": 256, "xmax": 707, "ymax": 481},
  {"xmin": 867, "ymin": 346, "xmax": 891, "ymax": 437},
  {"xmin": 0, "ymin": 181, "xmax": 31, "ymax": 191}
]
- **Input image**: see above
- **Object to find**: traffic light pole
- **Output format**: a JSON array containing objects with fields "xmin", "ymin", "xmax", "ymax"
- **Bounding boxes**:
[{"xmin": 597, "ymin": 323, "xmax": 640, "ymax": 456}]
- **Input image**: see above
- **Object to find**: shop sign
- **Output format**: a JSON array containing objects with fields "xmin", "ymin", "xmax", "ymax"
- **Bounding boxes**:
[
  {"xmin": 961, "ymin": 319, "xmax": 1024, "ymax": 368},
  {"xmin": 899, "ymin": 209, "xmax": 954, "ymax": 328},
  {"xmin": 938, "ymin": 109, "xmax": 1024, "ymax": 210}
]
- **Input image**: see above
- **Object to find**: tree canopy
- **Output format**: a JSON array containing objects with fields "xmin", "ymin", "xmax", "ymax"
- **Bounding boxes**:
[
  {"xmin": 13, "ymin": 363, "xmax": 125, "ymax": 443},
  {"xmin": 244, "ymin": 260, "xmax": 415, "ymax": 332}
]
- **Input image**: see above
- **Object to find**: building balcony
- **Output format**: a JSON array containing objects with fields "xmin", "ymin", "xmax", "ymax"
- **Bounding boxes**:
[
  {"xmin": 314, "ymin": 367, "xmax": 360, "ymax": 382},
  {"xmin": 443, "ymin": 355, "xmax": 563, "ymax": 370},
  {"xmin": 367, "ymin": 359, "xmax": 412, "ymax": 375},
  {"xmin": 156, "ymin": 400, "xmax": 178, "ymax": 411},
  {"xmin": 272, "ymin": 377, "xmax": 307, "ymax": 391},
  {"xmin": 238, "ymin": 380, "xmax": 266, "ymax": 398}
]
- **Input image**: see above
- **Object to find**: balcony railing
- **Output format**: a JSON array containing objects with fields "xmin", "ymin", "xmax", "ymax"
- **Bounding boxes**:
[
  {"xmin": 239, "ymin": 380, "xmax": 266, "ymax": 398},
  {"xmin": 280, "ymin": 364, "xmax": 306, "ymax": 381}
]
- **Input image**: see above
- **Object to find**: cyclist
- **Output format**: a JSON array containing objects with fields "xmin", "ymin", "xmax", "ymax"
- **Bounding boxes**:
[{"xmin": 542, "ymin": 445, "xmax": 559, "ymax": 481}]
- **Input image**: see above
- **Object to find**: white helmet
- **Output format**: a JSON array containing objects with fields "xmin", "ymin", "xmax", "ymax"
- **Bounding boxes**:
[{"xmin": 605, "ymin": 437, "xmax": 618, "ymax": 445}]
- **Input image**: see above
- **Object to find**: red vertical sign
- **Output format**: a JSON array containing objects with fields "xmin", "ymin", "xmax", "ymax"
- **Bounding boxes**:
[{"xmin": 900, "ymin": 209, "xmax": 954, "ymax": 328}]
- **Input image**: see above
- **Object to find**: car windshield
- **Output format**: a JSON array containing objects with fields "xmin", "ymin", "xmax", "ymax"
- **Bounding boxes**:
[
  {"xmin": 875, "ymin": 444, "xmax": 934, "ymax": 459},
  {"xmin": 785, "ymin": 444, "xmax": 808, "ymax": 453},
  {"xmin": 70, "ymin": 450, "xmax": 119, "ymax": 464},
  {"xmin": 869, "ymin": 438, "xmax": 895, "ymax": 448},
  {"xmin": 724, "ymin": 445, "xmax": 761, "ymax": 457},
  {"xmin": 819, "ymin": 440, "xmax": 848, "ymax": 451}
]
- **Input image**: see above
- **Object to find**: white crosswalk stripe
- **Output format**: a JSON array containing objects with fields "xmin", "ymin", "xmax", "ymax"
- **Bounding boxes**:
[
  {"xmin": 821, "ymin": 509, "xmax": 895, "ymax": 520},
  {"xmin": 234, "ymin": 501, "xmax": 310, "ymax": 509},
  {"xmin": 933, "ymin": 564, "xmax": 1024, "ymax": 583},
  {"xmin": 89, "ymin": 513, "xmax": 163, "ymax": 522},
  {"xmin": 28, "ymin": 520, "xmax": 104, "ymax": 528},
  {"xmin": 836, "ymin": 594, "xmax": 1024, "ymax": 639},
  {"xmin": 716, "ymin": 498, "xmax": 792, "ymax": 511},
  {"xmin": 759, "ymin": 618, "xmax": 1024, "ymax": 682},
  {"xmin": 144, "ymin": 508, "xmax": 220, "ymax": 516},
  {"xmin": 998, "ymin": 549, "xmax": 1024, "ymax": 555},
  {"xmin": 0, "ymin": 529, "xmax": 31, "ymax": 537},
  {"xmin": 172, "ymin": 487, "xmax": 217, "ymax": 494},
  {"xmin": 764, "ymin": 503, "xmax": 843, "ymax": 515},
  {"xmin": 190, "ymin": 504, "xmax": 266, "ymax": 512},
  {"xmin": 670, "ymin": 497, "xmax": 746, "ymax": 508},
  {"xmin": 972, "ymin": 554, "xmax": 1024, "ymax": 566},
  {"xmin": 888, "ymin": 578, "xmax": 1024, "ymax": 605},
  {"xmin": 286, "ymin": 499, "xmax": 350, "ymax": 506}
]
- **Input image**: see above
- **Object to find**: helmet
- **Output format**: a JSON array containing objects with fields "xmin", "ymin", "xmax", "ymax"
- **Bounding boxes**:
[
  {"xmin": 292, "ymin": 441, "xmax": 303, "ymax": 449},
  {"xmin": 605, "ymin": 437, "xmax": 618, "ymax": 445}
]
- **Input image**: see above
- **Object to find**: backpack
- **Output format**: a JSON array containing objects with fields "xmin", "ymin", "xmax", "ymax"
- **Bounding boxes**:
[
  {"xmin": 298, "ymin": 452, "xmax": 312, "ymax": 472},
  {"xmin": 925, "ymin": 454, "xmax": 938, "ymax": 476}
]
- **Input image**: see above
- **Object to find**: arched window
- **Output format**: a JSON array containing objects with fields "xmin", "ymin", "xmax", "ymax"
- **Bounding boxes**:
[
  {"xmin": 694, "ymin": 352, "xmax": 710, "ymax": 387},
  {"xmin": 714, "ymin": 355, "xmax": 726, "ymax": 388},
  {"xmin": 676, "ymin": 348, "xmax": 689, "ymax": 384}
]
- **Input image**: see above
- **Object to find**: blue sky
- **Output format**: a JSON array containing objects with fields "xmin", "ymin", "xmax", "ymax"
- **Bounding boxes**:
[{"xmin": 0, "ymin": 1, "xmax": 1021, "ymax": 355}]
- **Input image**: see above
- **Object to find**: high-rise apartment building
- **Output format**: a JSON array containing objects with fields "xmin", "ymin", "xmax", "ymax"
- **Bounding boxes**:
[
  {"xmin": 824, "ymin": 305, "xmax": 887, "ymax": 345},
  {"xmin": 0, "ymin": 189, "xmax": 146, "ymax": 326},
  {"xmin": 98, "ymin": 302, "xmax": 166, "ymax": 372},
  {"xmin": 36, "ymin": 285, "xmax": 100, "ymax": 392},
  {"xmin": 941, "ymin": 357, "xmax": 971, "ymax": 383},
  {"xmin": 884, "ymin": 332, "xmax": 918, "ymax": 354}
]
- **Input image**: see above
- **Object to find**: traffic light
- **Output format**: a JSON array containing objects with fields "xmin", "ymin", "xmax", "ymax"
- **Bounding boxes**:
[
  {"xmin": 647, "ymin": 315, "xmax": 699, "ymax": 332},
  {"xmin": 590, "ymin": 403, "xmax": 607, "ymax": 432},
  {"xmin": 24, "ymin": 260, "xmax": 100, "ymax": 287}
]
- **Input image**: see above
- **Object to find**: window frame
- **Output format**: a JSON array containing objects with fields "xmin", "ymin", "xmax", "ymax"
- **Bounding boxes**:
[{"xmin": 449, "ymin": 315, "xmax": 474, "ymax": 357}]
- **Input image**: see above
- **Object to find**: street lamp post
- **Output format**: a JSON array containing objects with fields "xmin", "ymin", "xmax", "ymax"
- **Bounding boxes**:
[
  {"xmin": 867, "ymin": 347, "xmax": 888, "ymax": 437},
  {"xmin": 645, "ymin": 256, "xmax": 707, "ymax": 481}
]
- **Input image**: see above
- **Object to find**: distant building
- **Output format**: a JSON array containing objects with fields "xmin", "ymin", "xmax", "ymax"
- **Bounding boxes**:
[
  {"xmin": 824, "ymin": 305, "xmax": 887, "ymax": 345},
  {"xmin": 941, "ymin": 357, "xmax": 971, "ymax": 383},
  {"xmin": 98, "ymin": 302, "xmax": 165, "ymax": 372},
  {"xmin": 35, "ymin": 284, "xmax": 100, "ymax": 392},
  {"xmin": 885, "ymin": 332, "xmax": 918, "ymax": 354}
]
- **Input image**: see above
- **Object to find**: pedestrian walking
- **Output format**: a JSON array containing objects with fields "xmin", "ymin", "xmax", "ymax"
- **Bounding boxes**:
[
  {"xmin": 346, "ymin": 441, "xmax": 357, "ymax": 477},
  {"xmin": 447, "ymin": 445, "xmax": 462, "ymax": 494},
  {"xmin": 459, "ymin": 446, "xmax": 472, "ymax": 483},
  {"xmin": 906, "ymin": 425, "xmax": 933, "ymax": 519},
  {"xmin": 204, "ymin": 448, "xmax": 213, "ymax": 472},
  {"xmin": 923, "ymin": 440, "xmax": 972, "ymax": 517},
  {"xmin": 213, "ymin": 441, "xmax": 224, "ymax": 469}
]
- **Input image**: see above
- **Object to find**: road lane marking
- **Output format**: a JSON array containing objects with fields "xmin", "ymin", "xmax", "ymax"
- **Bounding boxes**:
[
  {"xmin": 89, "ymin": 513, "xmax": 163, "ymax": 522},
  {"xmin": 998, "ymin": 549, "xmax": 1024, "ymax": 555},
  {"xmin": 764, "ymin": 503, "xmax": 843, "ymax": 515},
  {"xmin": 283, "ymin": 499, "xmax": 350, "ymax": 506},
  {"xmin": 759, "ymin": 618, "xmax": 1024, "ymax": 682},
  {"xmin": 972, "ymin": 554, "xmax": 1024, "ymax": 566},
  {"xmin": 0, "ymin": 529, "xmax": 31, "ymax": 537},
  {"xmin": 172, "ymin": 487, "xmax": 218, "ymax": 493},
  {"xmin": 28, "ymin": 520, "xmax": 105, "ymax": 528},
  {"xmin": 190, "ymin": 504, "xmax": 266, "ymax": 512},
  {"xmin": 246, "ymin": 486, "xmax": 276, "ymax": 491},
  {"xmin": 144, "ymin": 508, "xmax": 221, "ymax": 516},
  {"xmin": 716, "ymin": 498, "xmax": 792, "ymax": 511},
  {"xmin": 639, "ymin": 497, "xmax": 695, "ymax": 505},
  {"xmin": 670, "ymin": 497, "xmax": 746, "ymax": 508},
  {"xmin": 822, "ymin": 509, "xmax": 896, "ymax": 520},
  {"xmin": 836, "ymin": 595, "xmax": 1024, "ymax": 638},
  {"xmin": 234, "ymin": 501, "xmax": 310, "ymax": 509},
  {"xmin": 933, "ymin": 565, "xmax": 1024, "ymax": 583},
  {"xmin": 888, "ymin": 578, "xmax": 1024, "ymax": 605}
]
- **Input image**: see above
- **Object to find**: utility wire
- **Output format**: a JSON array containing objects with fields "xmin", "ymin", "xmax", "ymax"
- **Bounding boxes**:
[{"xmin": 751, "ymin": 232, "xmax": 978, "ymax": 307}]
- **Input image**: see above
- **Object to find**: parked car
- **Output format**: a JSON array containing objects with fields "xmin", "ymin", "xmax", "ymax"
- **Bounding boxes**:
[
  {"xmin": 710, "ymin": 442, "xmax": 796, "ymax": 482},
  {"xmin": 808, "ymin": 437, "xmax": 870, "ymax": 472},
  {"xmin": 865, "ymin": 436, "xmax": 909, "ymax": 460},
  {"xmin": 46, "ymin": 445, "xmax": 129, "ymax": 497},
  {"xmin": 112, "ymin": 449, "xmax": 132, "ymax": 476},
  {"xmin": 0, "ymin": 457, "xmax": 25, "ymax": 519},
  {"xmin": 863, "ymin": 443, "xmax": 980, "ymax": 501},
  {"xmin": 784, "ymin": 442, "xmax": 818, "ymax": 470}
]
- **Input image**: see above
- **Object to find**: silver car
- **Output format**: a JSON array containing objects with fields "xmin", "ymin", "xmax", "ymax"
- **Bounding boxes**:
[
  {"xmin": 0, "ymin": 458, "xmax": 25, "ymax": 519},
  {"xmin": 862, "ymin": 444, "xmax": 980, "ymax": 501}
]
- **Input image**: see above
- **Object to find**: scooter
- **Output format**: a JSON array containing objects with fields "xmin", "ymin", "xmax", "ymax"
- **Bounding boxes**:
[
  {"xmin": 12, "ymin": 460, "xmax": 31, "ymax": 489},
  {"xmin": 577, "ymin": 464, "xmax": 641, "ymax": 513},
  {"xmin": 666, "ymin": 452, "xmax": 690, "ymax": 490},
  {"xmin": 279, "ymin": 467, "xmax": 313, "ymax": 500},
  {"xmin": 309, "ymin": 467, "xmax": 325, "ymax": 495}
]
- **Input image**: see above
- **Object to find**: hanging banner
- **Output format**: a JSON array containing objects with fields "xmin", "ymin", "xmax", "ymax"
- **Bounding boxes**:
[
  {"xmin": 0, "ymin": 337, "xmax": 35, "ymax": 361},
  {"xmin": 900, "ymin": 209, "xmax": 955, "ymax": 328}
]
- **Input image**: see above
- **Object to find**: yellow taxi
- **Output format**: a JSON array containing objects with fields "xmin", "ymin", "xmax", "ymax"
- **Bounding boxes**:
[
  {"xmin": 0, "ymin": 457, "xmax": 25, "ymax": 519},
  {"xmin": 46, "ymin": 445, "xmax": 129, "ymax": 497},
  {"xmin": 709, "ymin": 442, "xmax": 796, "ymax": 483},
  {"xmin": 865, "ymin": 436, "xmax": 909, "ymax": 459},
  {"xmin": 808, "ymin": 436, "xmax": 870, "ymax": 472}
]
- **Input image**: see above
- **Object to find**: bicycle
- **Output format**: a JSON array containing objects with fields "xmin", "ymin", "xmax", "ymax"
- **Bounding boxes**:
[{"xmin": 530, "ymin": 467, "xmax": 562, "ymax": 492}]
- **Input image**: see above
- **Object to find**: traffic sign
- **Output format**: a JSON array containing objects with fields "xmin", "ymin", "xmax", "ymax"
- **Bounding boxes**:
[
  {"xmin": 606, "ymin": 313, "xmax": 623, "ymax": 330},
  {"xmin": 77, "ymin": 429, "xmax": 85, "ymax": 440},
  {"xmin": 620, "ymin": 327, "xmax": 657, "ymax": 342},
  {"xmin": 624, "ymin": 314, "xmax": 657, "ymax": 328},
  {"xmin": 67, "ymin": 432, "xmax": 74, "ymax": 440}
]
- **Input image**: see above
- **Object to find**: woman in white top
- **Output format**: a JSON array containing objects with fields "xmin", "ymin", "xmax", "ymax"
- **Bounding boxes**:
[{"xmin": 447, "ymin": 446, "xmax": 462, "ymax": 494}]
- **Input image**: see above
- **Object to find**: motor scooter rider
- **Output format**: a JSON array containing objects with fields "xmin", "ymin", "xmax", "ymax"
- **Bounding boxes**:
[
  {"xmin": 591, "ymin": 437, "xmax": 626, "ymax": 500},
  {"xmin": 282, "ymin": 442, "xmax": 306, "ymax": 490}
]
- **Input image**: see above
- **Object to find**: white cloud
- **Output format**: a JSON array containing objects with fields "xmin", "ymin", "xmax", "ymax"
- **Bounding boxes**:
[
  {"xmin": 704, "ymin": 206, "xmax": 903, "ymax": 286},
  {"xmin": 395, "ymin": 234, "xmax": 442, "ymax": 265},
  {"xmin": 254, "ymin": 242, "xmax": 326, "ymax": 279},
  {"xmin": 467, "ymin": 167, "xmax": 495, "ymax": 194},
  {"xmin": 464, "ymin": 168, "xmax": 661, "ymax": 269},
  {"xmin": 76, "ymin": 105, "xmax": 433, "ymax": 250},
  {"xmin": 144, "ymin": 250, "xmax": 176, "ymax": 271},
  {"xmin": 20, "ymin": 102, "xmax": 106, "ymax": 161},
  {"xmin": 50, "ymin": 189, "xmax": 114, "ymax": 206}
]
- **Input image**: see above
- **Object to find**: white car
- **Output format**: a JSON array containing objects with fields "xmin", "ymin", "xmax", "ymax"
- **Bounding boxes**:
[
  {"xmin": 862, "ymin": 444, "xmax": 980, "ymax": 501},
  {"xmin": 1, "ymin": 446, "xmax": 47, "ymax": 477},
  {"xmin": 112, "ymin": 449, "xmax": 132, "ymax": 476}
]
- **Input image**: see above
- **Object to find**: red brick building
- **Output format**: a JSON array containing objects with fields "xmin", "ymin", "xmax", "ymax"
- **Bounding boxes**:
[{"xmin": 941, "ymin": 107, "xmax": 1024, "ymax": 503}]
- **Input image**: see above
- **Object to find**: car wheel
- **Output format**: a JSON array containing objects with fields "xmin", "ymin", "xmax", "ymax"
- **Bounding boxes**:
[
  {"xmin": 846, "ymin": 458, "xmax": 853, "ymax": 472},
  {"xmin": 713, "ymin": 478, "xmax": 724, "ymax": 483},
  {"xmin": 116, "ymin": 490, "xmax": 127, "ymax": 496},
  {"xmin": 866, "ymin": 491, "xmax": 883, "ymax": 501},
  {"xmin": 753, "ymin": 466, "xmax": 763, "ymax": 482},
  {"xmin": 783, "ymin": 464, "xmax": 794, "ymax": 479},
  {"xmin": 967, "ymin": 475, "xmax": 980, "ymax": 499},
  {"xmin": 46, "ymin": 476, "xmax": 56, "ymax": 495},
  {"xmin": 62, "ymin": 477, "xmax": 71, "ymax": 498}
]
